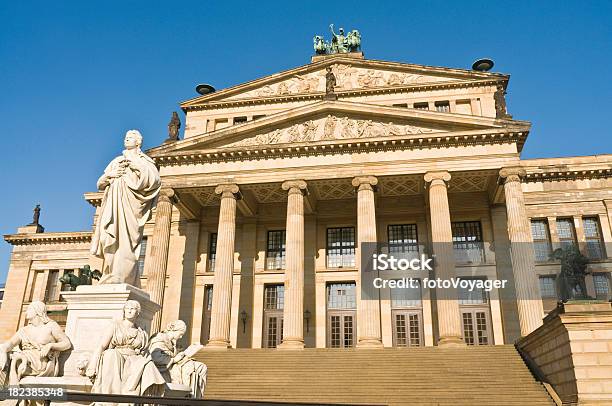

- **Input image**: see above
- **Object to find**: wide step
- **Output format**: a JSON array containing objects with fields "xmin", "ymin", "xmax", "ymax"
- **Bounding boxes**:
[{"xmin": 194, "ymin": 345, "xmax": 554, "ymax": 406}]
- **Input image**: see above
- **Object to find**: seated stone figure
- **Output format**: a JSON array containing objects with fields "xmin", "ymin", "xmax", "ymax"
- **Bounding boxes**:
[
  {"xmin": 149, "ymin": 320, "xmax": 207, "ymax": 398},
  {"xmin": 0, "ymin": 301, "xmax": 72, "ymax": 386},
  {"xmin": 86, "ymin": 300, "xmax": 165, "ymax": 397}
]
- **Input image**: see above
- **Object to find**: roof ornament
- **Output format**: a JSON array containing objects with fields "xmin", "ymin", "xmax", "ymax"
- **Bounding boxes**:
[
  {"xmin": 313, "ymin": 24, "xmax": 361, "ymax": 55},
  {"xmin": 166, "ymin": 111, "xmax": 181, "ymax": 143}
]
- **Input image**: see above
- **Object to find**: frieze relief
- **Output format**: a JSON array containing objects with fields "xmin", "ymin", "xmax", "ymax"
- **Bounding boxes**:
[
  {"xmin": 225, "ymin": 115, "xmax": 441, "ymax": 147},
  {"xmin": 226, "ymin": 64, "xmax": 456, "ymax": 100}
]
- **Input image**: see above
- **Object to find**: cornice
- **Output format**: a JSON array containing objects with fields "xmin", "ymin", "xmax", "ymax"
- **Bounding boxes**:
[
  {"xmin": 84, "ymin": 191, "xmax": 103, "ymax": 207},
  {"xmin": 182, "ymin": 78, "xmax": 503, "ymax": 112},
  {"xmin": 153, "ymin": 129, "xmax": 528, "ymax": 167},
  {"xmin": 520, "ymin": 155, "xmax": 612, "ymax": 183},
  {"xmin": 4, "ymin": 231, "xmax": 93, "ymax": 246},
  {"xmin": 523, "ymin": 168, "xmax": 612, "ymax": 182}
]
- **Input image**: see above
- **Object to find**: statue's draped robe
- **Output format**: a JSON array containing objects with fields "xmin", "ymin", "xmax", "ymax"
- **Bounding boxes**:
[
  {"xmin": 149, "ymin": 333, "xmax": 207, "ymax": 398},
  {"xmin": 7, "ymin": 323, "xmax": 61, "ymax": 385},
  {"xmin": 91, "ymin": 150, "xmax": 160, "ymax": 286},
  {"xmin": 91, "ymin": 320, "xmax": 165, "ymax": 397}
]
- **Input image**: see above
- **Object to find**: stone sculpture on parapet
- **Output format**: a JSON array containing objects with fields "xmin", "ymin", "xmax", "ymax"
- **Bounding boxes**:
[
  {"xmin": 0, "ymin": 301, "xmax": 72, "ymax": 386},
  {"xmin": 90, "ymin": 129, "xmax": 161, "ymax": 287}
]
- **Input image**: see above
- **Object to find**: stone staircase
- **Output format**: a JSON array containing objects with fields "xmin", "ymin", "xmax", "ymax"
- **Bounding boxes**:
[{"xmin": 195, "ymin": 345, "xmax": 555, "ymax": 406}]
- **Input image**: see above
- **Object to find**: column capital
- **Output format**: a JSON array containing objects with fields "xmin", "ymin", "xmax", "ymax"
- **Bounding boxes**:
[
  {"xmin": 424, "ymin": 171, "xmax": 451, "ymax": 185},
  {"xmin": 499, "ymin": 167, "xmax": 526, "ymax": 184},
  {"xmin": 214, "ymin": 183, "xmax": 240, "ymax": 199},
  {"xmin": 282, "ymin": 180, "xmax": 308, "ymax": 195},
  {"xmin": 158, "ymin": 188, "xmax": 176, "ymax": 204},
  {"xmin": 352, "ymin": 175, "xmax": 378, "ymax": 191}
]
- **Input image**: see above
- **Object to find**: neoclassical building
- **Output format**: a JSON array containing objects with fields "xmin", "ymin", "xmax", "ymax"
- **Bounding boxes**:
[{"xmin": 2, "ymin": 51, "xmax": 611, "ymax": 351}]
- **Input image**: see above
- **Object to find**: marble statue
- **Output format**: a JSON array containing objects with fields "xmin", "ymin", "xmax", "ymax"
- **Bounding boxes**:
[
  {"xmin": 91, "ymin": 130, "xmax": 161, "ymax": 286},
  {"xmin": 0, "ymin": 301, "xmax": 72, "ymax": 386},
  {"xmin": 167, "ymin": 111, "xmax": 181, "ymax": 142},
  {"xmin": 85, "ymin": 300, "xmax": 166, "ymax": 397},
  {"xmin": 149, "ymin": 320, "xmax": 207, "ymax": 398},
  {"xmin": 313, "ymin": 24, "xmax": 361, "ymax": 55}
]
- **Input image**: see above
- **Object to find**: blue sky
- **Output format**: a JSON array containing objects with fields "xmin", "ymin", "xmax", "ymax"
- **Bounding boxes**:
[{"xmin": 1, "ymin": 1, "xmax": 611, "ymax": 283}]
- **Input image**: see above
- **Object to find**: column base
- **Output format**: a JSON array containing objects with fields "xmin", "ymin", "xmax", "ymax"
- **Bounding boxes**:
[
  {"xmin": 437, "ymin": 336, "xmax": 466, "ymax": 347},
  {"xmin": 277, "ymin": 338, "xmax": 305, "ymax": 350},
  {"xmin": 356, "ymin": 338, "xmax": 384, "ymax": 348},
  {"xmin": 205, "ymin": 339, "xmax": 232, "ymax": 350}
]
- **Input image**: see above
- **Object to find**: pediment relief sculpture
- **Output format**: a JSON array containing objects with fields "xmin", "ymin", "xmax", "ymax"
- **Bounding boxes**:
[
  {"xmin": 226, "ymin": 64, "xmax": 457, "ymax": 100},
  {"xmin": 226, "ymin": 115, "xmax": 440, "ymax": 147}
]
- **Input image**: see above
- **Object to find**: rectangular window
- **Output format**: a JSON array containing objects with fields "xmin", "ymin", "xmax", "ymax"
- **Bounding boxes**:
[
  {"xmin": 264, "ymin": 285, "xmax": 285, "ymax": 310},
  {"xmin": 263, "ymin": 284, "xmax": 284, "ymax": 348},
  {"xmin": 435, "ymin": 101, "xmax": 450, "ymax": 113},
  {"xmin": 45, "ymin": 270, "xmax": 60, "ymax": 302},
  {"xmin": 266, "ymin": 230, "xmax": 286, "ymax": 270},
  {"xmin": 413, "ymin": 102, "xmax": 429, "ymax": 110},
  {"xmin": 233, "ymin": 116, "xmax": 248, "ymax": 124},
  {"xmin": 214, "ymin": 118, "xmax": 229, "ymax": 130},
  {"xmin": 390, "ymin": 279, "xmax": 422, "ymax": 308},
  {"xmin": 388, "ymin": 224, "xmax": 419, "ymax": 260},
  {"xmin": 462, "ymin": 310, "xmax": 490, "ymax": 346},
  {"xmin": 531, "ymin": 220, "xmax": 552, "ymax": 262},
  {"xmin": 392, "ymin": 103, "xmax": 408, "ymax": 108},
  {"xmin": 393, "ymin": 312, "xmax": 422, "ymax": 347},
  {"xmin": 539, "ymin": 276, "xmax": 557, "ymax": 298},
  {"xmin": 458, "ymin": 278, "xmax": 489, "ymax": 305},
  {"xmin": 556, "ymin": 218, "xmax": 576, "ymax": 249},
  {"xmin": 593, "ymin": 274, "xmax": 610, "ymax": 300},
  {"xmin": 455, "ymin": 100, "xmax": 472, "ymax": 115},
  {"xmin": 137, "ymin": 237, "xmax": 147, "ymax": 277},
  {"xmin": 583, "ymin": 217, "xmax": 605, "ymax": 260},
  {"xmin": 452, "ymin": 221, "xmax": 485, "ymax": 263},
  {"xmin": 202, "ymin": 286, "xmax": 213, "ymax": 343},
  {"xmin": 327, "ymin": 282, "xmax": 356, "ymax": 309},
  {"xmin": 253, "ymin": 114, "xmax": 266, "ymax": 120},
  {"xmin": 208, "ymin": 233, "xmax": 217, "ymax": 272},
  {"xmin": 326, "ymin": 283, "xmax": 356, "ymax": 348},
  {"xmin": 326, "ymin": 227, "xmax": 356, "ymax": 268}
]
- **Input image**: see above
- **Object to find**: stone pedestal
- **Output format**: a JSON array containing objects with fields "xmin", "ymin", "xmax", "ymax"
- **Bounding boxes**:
[
  {"xmin": 517, "ymin": 301, "xmax": 612, "ymax": 405},
  {"xmin": 59, "ymin": 284, "xmax": 160, "ymax": 378}
]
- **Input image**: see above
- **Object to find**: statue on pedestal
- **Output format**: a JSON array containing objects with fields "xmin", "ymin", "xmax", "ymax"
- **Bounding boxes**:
[
  {"xmin": 149, "ymin": 320, "xmax": 207, "ymax": 398},
  {"xmin": 0, "ymin": 301, "xmax": 72, "ymax": 386},
  {"xmin": 91, "ymin": 130, "xmax": 161, "ymax": 286},
  {"xmin": 85, "ymin": 300, "xmax": 166, "ymax": 397}
]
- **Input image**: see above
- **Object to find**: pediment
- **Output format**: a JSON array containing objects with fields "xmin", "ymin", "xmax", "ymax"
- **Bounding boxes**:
[
  {"xmin": 150, "ymin": 100, "xmax": 526, "ymax": 156},
  {"xmin": 181, "ymin": 57, "xmax": 507, "ymax": 107}
]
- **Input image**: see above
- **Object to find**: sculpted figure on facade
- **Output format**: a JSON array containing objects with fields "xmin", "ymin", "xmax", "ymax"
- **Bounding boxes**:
[
  {"xmin": 230, "ymin": 116, "xmax": 438, "ymax": 147},
  {"xmin": 167, "ymin": 111, "xmax": 181, "ymax": 142},
  {"xmin": 86, "ymin": 300, "xmax": 166, "ymax": 397},
  {"xmin": 91, "ymin": 130, "xmax": 161, "ymax": 287},
  {"xmin": 0, "ymin": 301, "xmax": 72, "ymax": 386},
  {"xmin": 149, "ymin": 320, "xmax": 208, "ymax": 398}
]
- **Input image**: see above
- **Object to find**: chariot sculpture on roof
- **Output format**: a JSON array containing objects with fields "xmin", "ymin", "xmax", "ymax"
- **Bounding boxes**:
[{"xmin": 313, "ymin": 24, "xmax": 361, "ymax": 55}]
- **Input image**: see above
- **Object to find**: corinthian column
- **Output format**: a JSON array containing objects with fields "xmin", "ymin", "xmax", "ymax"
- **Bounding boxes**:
[
  {"xmin": 500, "ymin": 168, "xmax": 544, "ymax": 336},
  {"xmin": 424, "ymin": 171, "xmax": 464, "ymax": 346},
  {"xmin": 352, "ymin": 176, "xmax": 383, "ymax": 348},
  {"xmin": 207, "ymin": 184, "xmax": 240, "ymax": 349},
  {"xmin": 146, "ymin": 188, "xmax": 174, "ymax": 334},
  {"xmin": 278, "ymin": 180, "xmax": 307, "ymax": 350}
]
